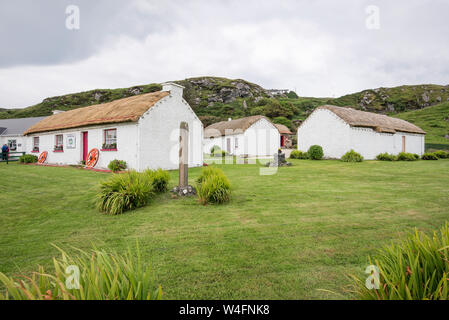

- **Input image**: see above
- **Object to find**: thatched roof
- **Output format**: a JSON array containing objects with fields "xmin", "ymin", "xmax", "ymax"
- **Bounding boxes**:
[
  {"xmin": 318, "ymin": 105, "xmax": 425, "ymax": 135},
  {"xmin": 204, "ymin": 115, "xmax": 271, "ymax": 138},
  {"xmin": 274, "ymin": 124, "xmax": 292, "ymax": 135},
  {"xmin": 24, "ymin": 91, "xmax": 169, "ymax": 135}
]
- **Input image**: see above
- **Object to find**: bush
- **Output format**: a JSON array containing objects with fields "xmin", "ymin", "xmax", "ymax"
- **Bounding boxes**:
[
  {"xmin": 210, "ymin": 145, "xmax": 221, "ymax": 156},
  {"xmin": 433, "ymin": 150, "xmax": 449, "ymax": 159},
  {"xmin": 341, "ymin": 150, "xmax": 364, "ymax": 162},
  {"xmin": 19, "ymin": 154, "xmax": 38, "ymax": 164},
  {"xmin": 0, "ymin": 244, "xmax": 162, "ymax": 300},
  {"xmin": 196, "ymin": 167, "xmax": 231, "ymax": 205},
  {"xmin": 376, "ymin": 153, "xmax": 397, "ymax": 161},
  {"xmin": 145, "ymin": 168, "xmax": 170, "ymax": 193},
  {"xmin": 422, "ymin": 153, "xmax": 439, "ymax": 160},
  {"xmin": 308, "ymin": 145, "xmax": 323, "ymax": 160},
  {"xmin": 290, "ymin": 150, "xmax": 308, "ymax": 159},
  {"xmin": 108, "ymin": 159, "xmax": 127, "ymax": 172},
  {"xmin": 96, "ymin": 171, "xmax": 154, "ymax": 215},
  {"xmin": 352, "ymin": 224, "xmax": 449, "ymax": 300},
  {"xmin": 397, "ymin": 152, "xmax": 419, "ymax": 161}
]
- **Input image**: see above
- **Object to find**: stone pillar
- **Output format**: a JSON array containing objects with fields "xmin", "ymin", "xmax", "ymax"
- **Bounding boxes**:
[{"xmin": 179, "ymin": 122, "xmax": 189, "ymax": 187}]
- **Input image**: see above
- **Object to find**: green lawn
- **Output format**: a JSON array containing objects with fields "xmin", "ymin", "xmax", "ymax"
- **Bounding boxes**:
[{"xmin": 1, "ymin": 160, "xmax": 449, "ymax": 299}]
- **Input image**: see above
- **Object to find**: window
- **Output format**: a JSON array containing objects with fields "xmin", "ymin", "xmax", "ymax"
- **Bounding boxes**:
[
  {"xmin": 103, "ymin": 129, "xmax": 117, "ymax": 150},
  {"xmin": 8, "ymin": 139, "xmax": 17, "ymax": 151},
  {"xmin": 55, "ymin": 134, "xmax": 63, "ymax": 151},
  {"xmin": 235, "ymin": 137, "xmax": 239, "ymax": 149},
  {"xmin": 33, "ymin": 137, "xmax": 39, "ymax": 152}
]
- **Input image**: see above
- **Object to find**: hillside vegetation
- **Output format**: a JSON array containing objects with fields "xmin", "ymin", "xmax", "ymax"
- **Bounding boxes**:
[
  {"xmin": 1, "ymin": 77, "xmax": 448, "ymax": 148},
  {"xmin": 395, "ymin": 102, "xmax": 449, "ymax": 150}
]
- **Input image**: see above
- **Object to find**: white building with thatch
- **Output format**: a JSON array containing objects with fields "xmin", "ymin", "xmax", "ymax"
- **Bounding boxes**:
[
  {"xmin": 24, "ymin": 83, "xmax": 203, "ymax": 170},
  {"xmin": 204, "ymin": 115, "xmax": 280, "ymax": 157},
  {"xmin": 297, "ymin": 105, "xmax": 426, "ymax": 160}
]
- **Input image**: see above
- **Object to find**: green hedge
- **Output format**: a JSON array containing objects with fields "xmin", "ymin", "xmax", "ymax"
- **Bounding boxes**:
[{"xmin": 341, "ymin": 150, "xmax": 364, "ymax": 162}]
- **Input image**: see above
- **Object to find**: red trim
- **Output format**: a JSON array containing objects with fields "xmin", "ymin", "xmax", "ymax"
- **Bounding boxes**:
[
  {"xmin": 53, "ymin": 150, "xmax": 64, "ymax": 153},
  {"xmin": 31, "ymin": 151, "xmax": 39, "ymax": 153},
  {"xmin": 101, "ymin": 149, "xmax": 118, "ymax": 152}
]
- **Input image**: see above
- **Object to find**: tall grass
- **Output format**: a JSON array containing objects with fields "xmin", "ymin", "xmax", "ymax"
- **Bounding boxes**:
[
  {"xmin": 96, "ymin": 171, "xmax": 154, "ymax": 215},
  {"xmin": 0, "ymin": 244, "xmax": 162, "ymax": 300},
  {"xmin": 196, "ymin": 167, "xmax": 231, "ymax": 205},
  {"xmin": 352, "ymin": 224, "xmax": 449, "ymax": 300},
  {"xmin": 144, "ymin": 168, "xmax": 170, "ymax": 193}
]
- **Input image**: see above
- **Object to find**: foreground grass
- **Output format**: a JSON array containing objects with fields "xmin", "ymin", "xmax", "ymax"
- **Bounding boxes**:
[{"xmin": 1, "ymin": 160, "xmax": 448, "ymax": 299}]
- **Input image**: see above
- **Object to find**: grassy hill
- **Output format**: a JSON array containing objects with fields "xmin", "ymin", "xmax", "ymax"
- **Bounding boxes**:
[
  {"xmin": 0, "ymin": 77, "xmax": 448, "ymax": 143},
  {"xmin": 395, "ymin": 102, "xmax": 449, "ymax": 151}
]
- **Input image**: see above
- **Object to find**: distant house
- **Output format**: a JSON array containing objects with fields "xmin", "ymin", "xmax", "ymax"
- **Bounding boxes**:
[
  {"xmin": 204, "ymin": 115, "xmax": 280, "ymax": 157},
  {"xmin": 274, "ymin": 124, "xmax": 293, "ymax": 149},
  {"xmin": 24, "ymin": 83, "xmax": 203, "ymax": 170},
  {"xmin": 0, "ymin": 117, "xmax": 47, "ymax": 153},
  {"xmin": 298, "ymin": 105, "xmax": 426, "ymax": 159}
]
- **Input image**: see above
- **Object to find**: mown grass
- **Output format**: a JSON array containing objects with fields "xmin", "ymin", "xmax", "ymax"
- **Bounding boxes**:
[{"xmin": 1, "ymin": 160, "xmax": 448, "ymax": 299}]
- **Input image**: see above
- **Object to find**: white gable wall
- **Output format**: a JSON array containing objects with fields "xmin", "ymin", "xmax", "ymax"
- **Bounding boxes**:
[
  {"xmin": 137, "ymin": 93, "xmax": 203, "ymax": 171},
  {"xmin": 298, "ymin": 108, "xmax": 425, "ymax": 159},
  {"xmin": 203, "ymin": 118, "xmax": 280, "ymax": 157}
]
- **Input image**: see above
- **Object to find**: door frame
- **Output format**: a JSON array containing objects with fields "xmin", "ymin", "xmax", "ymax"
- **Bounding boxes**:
[{"xmin": 82, "ymin": 132, "xmax": 88, "ymax": 162}]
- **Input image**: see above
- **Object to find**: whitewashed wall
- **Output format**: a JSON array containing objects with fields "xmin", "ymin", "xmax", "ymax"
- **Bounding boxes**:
[
  {"xmin": 137, "ymin": 90, "xmax": 203, "ymax": 171},
  {"xmin": 0, "ymin": 135, "xmax": 31, "ymax": 153},
  {"xmin": 27, "ymin": 123, "xmax": 139, "ymax": 168},
  {"xmin": 298, "ymin": 108, "xmax": 425, "ymax": 160},
  {"xmin": 203, "ymin": 118, "xmax": 280, "ymax": 157}
]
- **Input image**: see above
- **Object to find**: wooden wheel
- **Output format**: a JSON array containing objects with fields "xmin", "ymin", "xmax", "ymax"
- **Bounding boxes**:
[
  {"xmin": 38, "ymin": 151, "xmax": 48, "ymax": 164},
  {"xmin": 86, "ymin": 148, "xmax": 99, "ymax": 168}
]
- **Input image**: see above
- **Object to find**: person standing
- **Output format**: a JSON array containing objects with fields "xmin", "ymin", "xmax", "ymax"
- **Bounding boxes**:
[{"xmin": 2, "ymin": 144, "xmax": 9, "ymax": 164}]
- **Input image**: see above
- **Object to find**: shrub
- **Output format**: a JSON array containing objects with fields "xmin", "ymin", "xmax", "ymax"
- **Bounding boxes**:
[
  {"xmin": 108, "ymin": 159, "xmax": 127, "ymax": 172},
  {"xmin": 96, "ymin": 171, "xmax": 154, "ymax": 215},
  {"xmin": 341, "ymin": 150, "xmax": 364, "ymax": 162},
  {"xmin": 19, "ymin": 154, "xmax": 38, "ymax": 164},
  {"xmin": 433, "ymin": 150, "xmax": 449, "ymax": 159},
  {"xmin": 196, "ymin": 167, "xmax": 231, "ymax": 205},
  {"xmin": 352, "ymin": 224, "xmax": 449, "ymax": 300},
  {"xmin": 0, "ymin": 244, "xmax": 162, "ymax": 300},
  {"xmin": 308, "ymin": 145, "xmax": 323, "ymax": 160},
  {"xmin": 210, "ymin": 145, "xmax": 221, "ymax": 156},
  {"xmin": 397, "ymin": 152, "xmax": 419, "ymax": 161},
  {"xmin": 145, "ymin": 168, "xmax": 170, "ymax": 193},
  {"xmin": 290, "ymin": 150, "xmax": 308, "ymax": 159},
  {"xmin": 376, "ymin": 153, "xmax": 397, "ymax": 161},
  {"xmin": 422, "ymin": 153, "xmax": 439, "ymax": 160}
]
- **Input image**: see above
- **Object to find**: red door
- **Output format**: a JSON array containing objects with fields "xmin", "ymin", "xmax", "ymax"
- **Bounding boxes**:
[
  {"xmin": 82, "ymin": 132, "xmax": 88, "ymax": 162},
  {"xmin": 281, "ymin": 135, "xmax": 285, "ymax": 147}
]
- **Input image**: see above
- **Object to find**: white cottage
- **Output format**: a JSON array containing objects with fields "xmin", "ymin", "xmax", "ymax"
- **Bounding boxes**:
[
  {"xmin": 0, "ymin": 117, "xmax": 47, "ymax": 153},
  {"xmin": 24, "ymin": 83, "xmax": 203, "ymax": 170},
  {"xmin": 204, "ymin": 115, "xmax": 280, "ymax": 157},
  {"xmin": 298, "ymin": 105, "xmax": 426, "ymax": 160}
]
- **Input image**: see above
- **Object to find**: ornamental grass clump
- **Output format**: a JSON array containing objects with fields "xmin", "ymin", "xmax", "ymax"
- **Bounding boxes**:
[
  {"xmin": 0, "ymin": 244, "xmax": 162, "ymax": 300},
  {"xmin": 196, "ymin": 167, "xmax": 231, "ymax": 205},
  {"xmin": 351, "ymin": 224, "xmax": 449, "ymax": 300},
  {"xmin": 96, "ymin": 171, "xmax": 154, "ymax": 215},
  {"xmin": 341, "ymin": 150, "xmax": 364, "ymax": 162},
  {"xmin": 144, "ymin": 168, "xmax": 170, "ymax": 193}
]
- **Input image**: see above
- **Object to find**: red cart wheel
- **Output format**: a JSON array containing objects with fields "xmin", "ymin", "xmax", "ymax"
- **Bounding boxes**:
[
  {"xmin": 86, "ymin": 148, "xmax": 99, "ymax": 168},
  {"xmin": 38, "ymin": 151, "xmax": 48, "ymax": 164}
]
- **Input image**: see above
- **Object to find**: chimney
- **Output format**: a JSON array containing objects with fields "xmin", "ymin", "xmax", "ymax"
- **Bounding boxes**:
[
  {"xmin": 162, "ymin": 82, "xmax": 184, "ymax": 98},
  {"xmin": 52, "ymin": 110, "xmax": 65, "ymax": 115}
]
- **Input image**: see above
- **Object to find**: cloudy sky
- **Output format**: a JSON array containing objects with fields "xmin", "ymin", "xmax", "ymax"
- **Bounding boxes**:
[{"xmin": 0, "ymin": 0, "xmax": 448, "ymax": 109}]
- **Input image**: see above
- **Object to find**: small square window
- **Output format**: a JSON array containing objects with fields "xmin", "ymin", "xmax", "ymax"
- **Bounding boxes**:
[
  {"xmin": 33, "ymin": 137, "xmax": 39, "ymax": 152},
  {"xmin": 103, "ymin": 129, "xmax": 117, "ymax": 149},
  {"xmin": 55, "ymin": 135, "xmax": 63, "ymax": 151}
]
